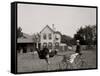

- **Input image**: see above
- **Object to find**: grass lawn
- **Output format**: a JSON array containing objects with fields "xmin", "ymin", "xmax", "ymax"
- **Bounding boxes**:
[{"xmin": 17, "ymin": 49, "xmax": 97, "ymax": 73}]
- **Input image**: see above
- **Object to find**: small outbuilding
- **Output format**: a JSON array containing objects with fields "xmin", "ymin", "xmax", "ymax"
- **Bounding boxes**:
[{"xmin": 17, "ymin": 33, "xmax": 36, "ymax": 53}]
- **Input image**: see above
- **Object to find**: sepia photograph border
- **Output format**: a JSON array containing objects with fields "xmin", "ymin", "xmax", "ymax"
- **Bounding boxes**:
[{"xmin": 11, "ymin": 1, "xmax": 98, "ymax": 74}]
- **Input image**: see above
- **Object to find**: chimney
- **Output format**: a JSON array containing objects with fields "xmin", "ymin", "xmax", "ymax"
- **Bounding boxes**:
[{"xmin": 52, "ymin": 24, "xmax": 56, "ymax": 32}]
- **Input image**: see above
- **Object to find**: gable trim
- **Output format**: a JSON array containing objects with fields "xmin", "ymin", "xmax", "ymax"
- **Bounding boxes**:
[{"xmin": 40, "ymin": 25, "xmax": 54, "ymax": 33}]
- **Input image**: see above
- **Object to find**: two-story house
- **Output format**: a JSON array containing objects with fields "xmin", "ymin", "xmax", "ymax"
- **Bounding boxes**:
[{"xmin": 40, "ymin": 25, "xmax": 61, "ymax": 50}]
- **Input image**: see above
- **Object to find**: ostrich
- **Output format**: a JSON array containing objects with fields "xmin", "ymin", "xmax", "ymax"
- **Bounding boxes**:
[
  {"xmin": 36, "ymin": 47, "xmax": 58, "ymax": 70},
  {"xmin": 36, "ymin": 47, "xmax": 50, "ymax": 70}
]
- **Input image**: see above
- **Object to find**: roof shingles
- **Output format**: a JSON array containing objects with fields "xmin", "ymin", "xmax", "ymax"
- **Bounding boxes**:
[{"xmin": 17, "ymin": 33, "xmax": 35, "ymax": 43}]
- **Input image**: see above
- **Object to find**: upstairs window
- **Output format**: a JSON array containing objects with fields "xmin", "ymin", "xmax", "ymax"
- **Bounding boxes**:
[
  {"xmin": 49, "ymin": 33, "xmax": 52, "ymax": 40},
  {"xmin": 43, "ymin": 34, "xmax": 46, "ymax": 40},
  {"xmin": 55, "ymin": 35, "xmax": 59, "ymax": 40}
]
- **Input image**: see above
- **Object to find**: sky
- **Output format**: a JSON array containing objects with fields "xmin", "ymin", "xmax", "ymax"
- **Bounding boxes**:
[{"xmin": 18, "ymin": 3, "xmax": 96, "ymax": 37}]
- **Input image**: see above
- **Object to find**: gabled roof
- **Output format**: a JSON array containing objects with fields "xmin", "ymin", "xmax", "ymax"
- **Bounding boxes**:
[
  {"xmin": 40, "ymin": 25, "xmax": 62, "ymax": 36},
  {"xmin": 40, "ymin": 25, "xmax": 54, "ymax": 33},
  {"xmin": 17, "ymin": 33, "xmax": 35, "ymax": 43}
]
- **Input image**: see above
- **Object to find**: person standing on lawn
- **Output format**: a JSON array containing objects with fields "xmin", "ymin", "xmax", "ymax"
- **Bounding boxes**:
[
  {"xmin": 68, "ymin": 40, "xmax": 81, "ymax": 68},
  {"xmin": 75, "ymin": 40, "xmax": 81, "ymax": 55}
]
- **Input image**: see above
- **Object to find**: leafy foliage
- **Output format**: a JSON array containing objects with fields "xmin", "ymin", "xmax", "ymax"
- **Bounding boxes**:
[
  {"xmin": 32, "ymin": 33, "xmax": 40, "ymax": 42},
  {"xmin": 61, "ymin": 34, "xmax": 73, "ymax": 46},
  {"xmin": 74, "ymin": 25, "xmax": 96, "ymax": 45},
  {"xmin": 17, "ymin": 27, "xmax": 23, "ymax": 38}
]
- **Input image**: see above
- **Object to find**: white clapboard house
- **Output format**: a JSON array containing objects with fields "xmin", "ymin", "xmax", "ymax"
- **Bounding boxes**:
[
  {"xmin": 40, "ymin": 25, "xmax": 67, "ymax": 51},
  {"xmin": 17, "ymin": 25, "xmax": 67, "ymax": 53}
]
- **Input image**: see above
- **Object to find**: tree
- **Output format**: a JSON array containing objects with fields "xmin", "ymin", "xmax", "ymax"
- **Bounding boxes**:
[
  {"xmin": 61, "ymin": 34, "xmax": 73, "ymax": 46},
  {"xmin": 17, "ymin": 27, "xmax": 23, "ymax": 38},
  {"xmin": 74, "ymin": 25, "xmax": 96, "ymax": 45},
  {"xmin": 74, "ymin": 27, "xmax": 86, "ymax": 45},
  {"xmin": 32, "ymin": 33, "xmax": 40, "ymax": 49},
  {"xmin": 32, "ymin": 33, "xmax": 40, "ymax": 42}
]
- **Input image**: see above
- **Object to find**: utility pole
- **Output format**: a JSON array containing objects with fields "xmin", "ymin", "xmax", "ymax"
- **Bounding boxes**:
[
  {"xmin": 36, "ymin": 33, "xmax": 39, "ymax": 49},
  {"xmin": 52, "ymin": 24, "xmax": 56, "ymax": 50}
]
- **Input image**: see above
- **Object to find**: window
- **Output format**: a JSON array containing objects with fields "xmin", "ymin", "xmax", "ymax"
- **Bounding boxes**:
[
  {"xmin": 48, "ymin": 42, "xmax": 52, "ymax": 49},
  {"xmin": 43, "ymin": 34, "xmax": 46, "ymax": 40},
  {"xmin": 55, "ymin": 35, "xmax": 59, "ymax": 40},
  {"xmin": 49, "ymin": 33, "xmax": 52, "ymax": 40},
  {"xmin": 43, "ymin": 42, "xmax": 47, "ymax": 48},
  {"xmin": 56, "ymin": 37, "xmax": 59, "ymax": 40},
  {"xmin": 55, "ymin": 42, "xmax": 59, "ymax": 49}
]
